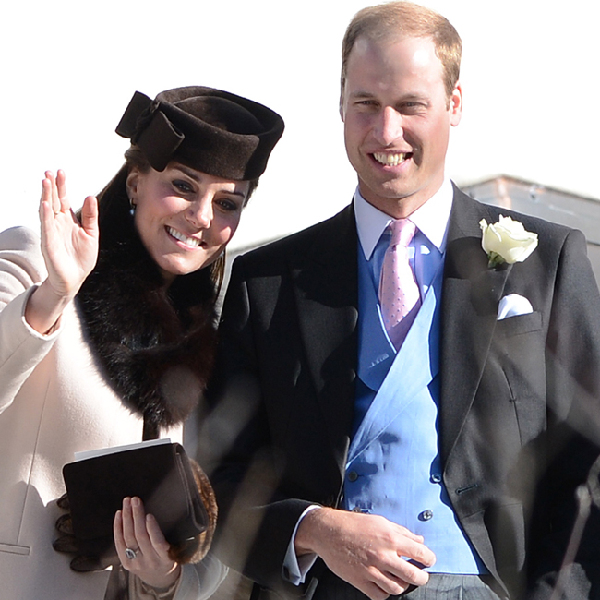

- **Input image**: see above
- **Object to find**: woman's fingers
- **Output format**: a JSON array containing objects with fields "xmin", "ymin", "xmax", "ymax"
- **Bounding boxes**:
[
  {"xmin": 113, "ymin": 508, "xmax": 130, "ymax": 562},
  {"xmin": 41, "ymin": 174, "xmax": 53, "ymax": 206},
  {"xmin": 145, "ymin": 512, "xmax": 171, "ymax": 557},
  {"xmin": 114, "ymin": 497, "xmax": 144, "ymax": 566},
  {"xmin": 131, "ymin": 497, "xmax": 153, "ymax": 554},
  {"xmin": 41, "ymin": 170, "xmax": 98, "ymax": 234},
  {"xmin": 121, "ymin": 497, "xmax": 143, "ymax": 555},
  {"xmin": 80, "ymin": 196, "xmax": 99, "ymax": 234},
  {"xmin": 40, "ymin": 177, "xmax": 55, "ymax": 237},
  {"xmin": 40, "ymin": 175, "xmax": 55, "ymax": 220},
  {"xmin": 39, "ymin": 174, "xmax": 65, "ymax": 264},
  {"xmin": 55, "ymin": 169, "xmax": 69, "ymax": 212},
  {"xmin": 41, "ymin": 170, "xmax": 70, "ymax": 215},
  {"xmin": 119, "ymin": 497, "xmax": 159, "ymax": 559},
  {"xmin": 114, "ymin": 498, "xmax": 181, "ymax": 588},
  {"xmin": 43, "ymin": 171, "xmax": 60, "ymax": 214}
]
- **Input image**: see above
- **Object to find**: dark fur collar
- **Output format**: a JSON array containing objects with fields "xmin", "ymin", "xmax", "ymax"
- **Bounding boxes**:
[{"xmin": 77, "ymin": 193, "xmax": 217, "ymax": 439}]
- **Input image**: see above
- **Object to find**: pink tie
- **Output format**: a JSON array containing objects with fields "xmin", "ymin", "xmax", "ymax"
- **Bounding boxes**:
[{"xmin": 379, "ymin": 219, "xmax": 421, "ymax": 350}]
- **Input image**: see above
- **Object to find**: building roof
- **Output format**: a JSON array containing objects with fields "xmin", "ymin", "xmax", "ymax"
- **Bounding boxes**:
[{"xmin": 461, "ymin": 174, "xmax": 600, "ymax": 246}]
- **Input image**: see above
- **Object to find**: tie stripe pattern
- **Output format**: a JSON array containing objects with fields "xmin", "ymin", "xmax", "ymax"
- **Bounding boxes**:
[{"xmin": 379, "ymin": 218, "xmax": 421, "ymax": 349}]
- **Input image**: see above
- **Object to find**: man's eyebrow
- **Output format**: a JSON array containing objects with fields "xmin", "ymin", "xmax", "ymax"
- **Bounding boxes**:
[
  {"xmin": 401, "ymin": 92, "xmax": 429, "ymax": 102},
  {"xmin": 348, "ymin": 90, "xmax": 377, "ymax": 99},
  {"xmin": 348, "ymin": 90, "xmax": 429, "ymax": 102}
]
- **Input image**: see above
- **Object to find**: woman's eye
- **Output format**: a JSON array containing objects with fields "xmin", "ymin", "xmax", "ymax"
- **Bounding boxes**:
[
  {"xmin": 173, "ymin": 180, "xmax": 193, "ymax": 193},
  {"xmin": 216, "ymin": 198, "xmax": 240, "ymax": 212}
]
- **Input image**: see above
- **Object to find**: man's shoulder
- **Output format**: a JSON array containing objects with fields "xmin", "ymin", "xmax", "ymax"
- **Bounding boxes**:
[
  {"xmin": 237, "ymin": 204, "xmax": 356, "ymax": 267},
  {"xmin": 453, "ymin": 185, "xmax": 576, "ymax": 242}
]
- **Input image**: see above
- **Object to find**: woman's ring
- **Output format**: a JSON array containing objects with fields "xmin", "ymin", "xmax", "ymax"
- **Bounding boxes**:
[{"xmin": 125, "ymin": 547, "xmax": 139, "ymax": 560}]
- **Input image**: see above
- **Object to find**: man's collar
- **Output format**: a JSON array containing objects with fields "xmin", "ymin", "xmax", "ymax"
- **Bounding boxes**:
[{"xmin": 354, "ymin": 179, "xmax": 453, "ymax": 260}]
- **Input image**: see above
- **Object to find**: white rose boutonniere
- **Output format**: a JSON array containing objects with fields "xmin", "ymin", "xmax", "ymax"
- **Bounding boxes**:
[{"xmin": 479, "ymin": 215, "xmax": 538, "ymax": 268}]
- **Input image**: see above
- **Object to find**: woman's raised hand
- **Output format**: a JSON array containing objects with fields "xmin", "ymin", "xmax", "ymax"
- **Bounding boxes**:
[
  {"xmin": 25, "ymin": 170, "xmax": 99, "ymax": 334},
  {"xmin": 39, "ymin": 170, "xmax": 99, "ymax": 299}
]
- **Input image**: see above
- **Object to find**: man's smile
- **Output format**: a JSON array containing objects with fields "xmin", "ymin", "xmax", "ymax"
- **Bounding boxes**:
[{"xmin": 372, "ymin": 151, "xmax": 412, "ymax": 166}]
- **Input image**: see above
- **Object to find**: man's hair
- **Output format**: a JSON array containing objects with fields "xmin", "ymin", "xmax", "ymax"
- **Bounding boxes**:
[{"xmin": 341, "ymin": 1, "xmax": 462, "ymax": 99}]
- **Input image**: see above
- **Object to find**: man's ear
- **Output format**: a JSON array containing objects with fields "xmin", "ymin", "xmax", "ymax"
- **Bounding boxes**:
[
  {"xmin": 339, "ymin": 82, "xmax": 347, "ymax": 122},
  {"xmin": 450, "ymin": 82, "xmax": 462, "ymax": 127},
  {"xmin": 125, "ymin": 168, "xmax": 139, "ymax": 199}
]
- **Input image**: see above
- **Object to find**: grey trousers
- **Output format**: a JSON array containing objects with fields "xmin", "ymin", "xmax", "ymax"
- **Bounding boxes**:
[{"xmin": 311, "ymin": 573, "xmax": 503, "ymax": 600}]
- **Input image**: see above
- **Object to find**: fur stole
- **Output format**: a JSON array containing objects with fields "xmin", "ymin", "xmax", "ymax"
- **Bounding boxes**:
[{"xmin": 76, "ymin": 181, "xmax": 217, "ymax": 438}]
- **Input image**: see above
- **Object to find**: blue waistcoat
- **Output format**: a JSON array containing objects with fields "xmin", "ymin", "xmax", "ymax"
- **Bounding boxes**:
[{"xmin": 342, "ymin": 246, "xmax": 485, "ymax": 574}]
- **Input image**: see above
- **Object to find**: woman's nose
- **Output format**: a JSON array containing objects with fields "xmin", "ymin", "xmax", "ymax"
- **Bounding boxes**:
[{"xmin": 186, "ymin": 197, "xmax": 212, "ymax": 228}]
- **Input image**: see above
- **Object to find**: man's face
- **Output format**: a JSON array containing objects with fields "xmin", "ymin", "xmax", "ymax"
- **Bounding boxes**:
[{"xmin": 341, "ymin": 35, "xmax": 462, "ymax": 218}]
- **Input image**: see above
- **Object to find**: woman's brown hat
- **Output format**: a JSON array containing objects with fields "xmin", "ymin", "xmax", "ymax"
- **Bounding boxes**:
[{"xmin": 116, "ymin": 86, "xmax": 284, "ymax": 180}]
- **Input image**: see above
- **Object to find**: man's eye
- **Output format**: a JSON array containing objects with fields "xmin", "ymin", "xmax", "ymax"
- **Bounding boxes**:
[{"xmin": 401, "ymin": 102, "xmax": 426, "ymax": 114}]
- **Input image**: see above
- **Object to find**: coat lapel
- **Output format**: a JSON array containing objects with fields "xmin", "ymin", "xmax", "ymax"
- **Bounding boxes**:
[
  {"xmin": 439, "ymin": 188, "xmax": 512, "ymax": 464},
  {"xmin": 292, "ymin": 205, "xmax": 359, "ymax": 465}
]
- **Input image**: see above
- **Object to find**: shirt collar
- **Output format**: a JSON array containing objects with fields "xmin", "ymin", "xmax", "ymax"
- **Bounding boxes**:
[{"xmin": 354, "ymin": 179, "xmax": 454, "ymax": 260}]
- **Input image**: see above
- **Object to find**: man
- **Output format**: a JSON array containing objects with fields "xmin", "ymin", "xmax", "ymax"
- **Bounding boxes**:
[{"xmin": 204, "ymin": 3, "xmax": 600, "ymax": 599}]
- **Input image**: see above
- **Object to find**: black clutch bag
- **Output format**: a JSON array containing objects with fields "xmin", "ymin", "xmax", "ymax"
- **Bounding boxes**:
[{"xmin": 61, "ymin": 441, "xmax": 210, "ymax": 566}]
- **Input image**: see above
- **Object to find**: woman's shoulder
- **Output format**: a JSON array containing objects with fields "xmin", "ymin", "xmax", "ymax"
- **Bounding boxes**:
[
  {"xmin": 0, "ymin": 225, "xmax": 40, "ymax": 251},
  {"xmin": 0, "ymin": 226, "xmax": 45, "ymax": 282}
]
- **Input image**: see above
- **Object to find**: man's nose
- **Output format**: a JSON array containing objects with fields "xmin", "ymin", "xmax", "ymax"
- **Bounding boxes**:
[{"xmin": 374, "ymin": 106, "xmax": 402, "ymax": 145}]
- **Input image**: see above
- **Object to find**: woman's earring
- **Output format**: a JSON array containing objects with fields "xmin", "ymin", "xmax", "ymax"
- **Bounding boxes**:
[{"xmin": 129, "ymin": 198, "xmax": 137, "ymax": 217}]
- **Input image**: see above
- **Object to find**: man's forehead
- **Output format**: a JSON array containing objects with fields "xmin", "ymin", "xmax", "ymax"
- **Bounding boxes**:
[
  {"xmin": 345, "ymin": 35, "xmax": 443, "ymax": 88},
  {"xmin": 350, "ymin": 34, "xmax": 436, "ymax": 59}
]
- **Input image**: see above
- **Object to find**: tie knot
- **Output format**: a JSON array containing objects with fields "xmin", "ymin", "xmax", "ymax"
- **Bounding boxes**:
[{"xmin": 388, "ymin": 218, "xmax": 416, "ymax": 248}]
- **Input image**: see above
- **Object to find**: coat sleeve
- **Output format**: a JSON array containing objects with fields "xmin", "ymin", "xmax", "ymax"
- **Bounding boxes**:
[
  {"xmin": 202, "ymin": 256, "xmax": 315, "ymax": 595},
  {"xmin": 527, "ymin": 228, "xmax": 600, "ymax": 599},
  {"xmin": 0, "ymin": 226, "xmax": 61, "ymax": 414},
  {"xmin": 126, "ymin": 553, "xmax": 228, "ymax": 600}
]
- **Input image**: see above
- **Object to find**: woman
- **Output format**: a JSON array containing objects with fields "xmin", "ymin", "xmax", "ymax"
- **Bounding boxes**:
[{"xmin": 0, "ymin": 86, "xmax": 283, "ymax": 599}]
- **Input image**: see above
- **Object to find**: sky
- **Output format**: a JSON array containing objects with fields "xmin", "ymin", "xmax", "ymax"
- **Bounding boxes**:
[{"xmin": 2, "ymin": 0, "xmax": 598, "ymax": 251}]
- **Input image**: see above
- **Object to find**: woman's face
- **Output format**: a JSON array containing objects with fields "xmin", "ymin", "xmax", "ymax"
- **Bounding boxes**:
[{"xmin": 127, "ymin": 162, "xmax": 248, "ymax": 282}]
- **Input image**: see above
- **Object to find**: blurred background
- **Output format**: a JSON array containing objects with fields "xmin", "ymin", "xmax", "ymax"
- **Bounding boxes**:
[{"xmin": 2, "ymin": 0, "xmax": 597, "ymax": 253}]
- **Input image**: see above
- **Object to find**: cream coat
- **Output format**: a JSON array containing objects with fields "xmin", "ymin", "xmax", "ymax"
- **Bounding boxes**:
[{"xmin": 0, "ymin": 227, "xmax": 224, "ymax": 600}]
